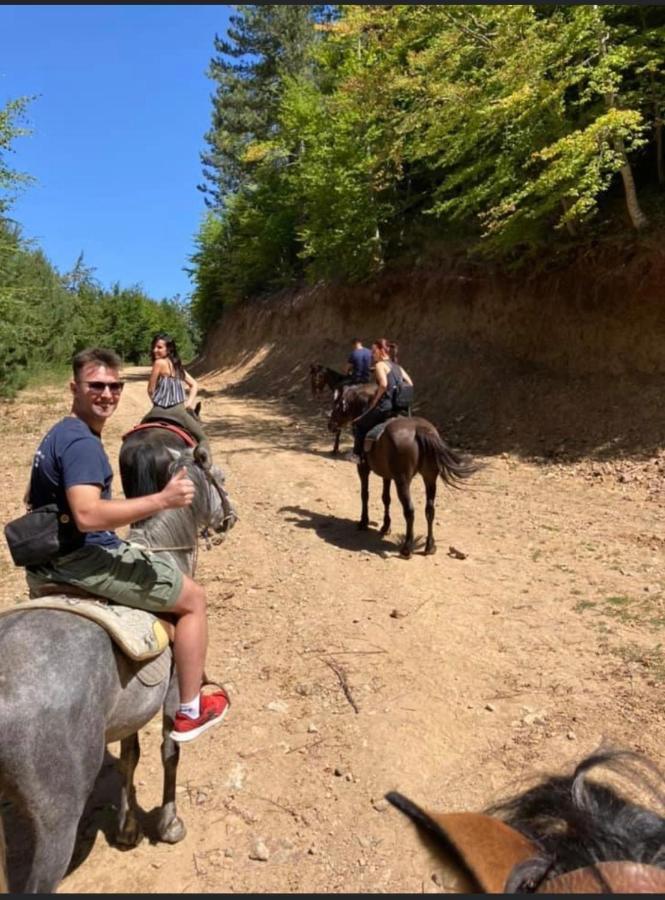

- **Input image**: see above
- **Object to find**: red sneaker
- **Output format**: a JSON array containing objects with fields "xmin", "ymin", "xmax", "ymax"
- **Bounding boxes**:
[{"xmin": 170, "ymin": 689, "xmax": 230, "ymax": 743}]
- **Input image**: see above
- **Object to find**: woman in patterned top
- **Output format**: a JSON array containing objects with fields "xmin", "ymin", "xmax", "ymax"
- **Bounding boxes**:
[{"xmin": 142, "ymin": 332, "xmax": 212, "ymax": 460}]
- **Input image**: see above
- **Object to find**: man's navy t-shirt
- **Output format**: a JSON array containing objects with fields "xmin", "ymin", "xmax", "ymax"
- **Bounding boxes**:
[
  {"xmin": 29, "ymin": 417, "xmax": 121, "ymax": 550},
  {"xmin": 348, "ymin": 347, "xmax": 372, "ymax": 383}
]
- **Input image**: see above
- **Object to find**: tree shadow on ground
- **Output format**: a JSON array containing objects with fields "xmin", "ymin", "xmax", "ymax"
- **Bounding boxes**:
[
  {"xmin": 204, "ymin": 406, "xmax": 349, "ymax": 460},
  {"xmin": 199, "ymin": 343, "xmax": 665, "ymax": 466}
]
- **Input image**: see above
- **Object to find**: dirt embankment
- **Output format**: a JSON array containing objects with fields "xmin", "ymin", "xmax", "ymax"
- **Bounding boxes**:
[{"xmin": 196, "ymin": 236, "xmax": 665, "ymax": 471}]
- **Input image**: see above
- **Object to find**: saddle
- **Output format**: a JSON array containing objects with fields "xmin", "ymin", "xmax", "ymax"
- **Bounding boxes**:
[
  {"xmin": 0, "ymin": 594, "xmax": 171, "ymax": 662},
  {"xmin": 122, "ymin": 421, "xmax": 196, "ymax": 447},
  {"xmin": 363, "ymin": 420, "xmax": 390, "ymax": 454}
]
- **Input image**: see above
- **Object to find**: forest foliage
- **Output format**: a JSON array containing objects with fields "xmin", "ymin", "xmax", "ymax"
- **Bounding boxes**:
[
  {"xmin": 191, "ymin": 4, "xmax": 665, "ymax": 331},
  {"xmin": 0, "ymin": 100, "xmax": 196, "ymax": 398}
]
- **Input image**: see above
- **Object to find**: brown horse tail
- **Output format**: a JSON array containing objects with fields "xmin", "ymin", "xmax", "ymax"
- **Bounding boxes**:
[{"xmin": 416, "ymin": 426, "xmax": 478, "ymax": 488}]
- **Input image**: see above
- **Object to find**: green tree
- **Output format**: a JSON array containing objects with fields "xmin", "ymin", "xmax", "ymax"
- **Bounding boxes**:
[
  {"xmin": 201, "ymin": 4, "xmax": 328, "ymax": 205},
  {"xmin": 0, "ymin": 96, "xmax": 34, "ymax": 213}
]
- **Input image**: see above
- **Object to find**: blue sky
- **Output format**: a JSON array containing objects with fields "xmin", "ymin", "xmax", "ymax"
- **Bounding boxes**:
[{"xmin": 0, "ymin": 4, "xmax": 233, "ymax": 301}]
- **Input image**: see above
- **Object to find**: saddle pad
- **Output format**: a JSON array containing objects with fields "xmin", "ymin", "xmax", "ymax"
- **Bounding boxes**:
[
  {"xmin": 364, "ymin": 420, "xmax": 389, "ymax": 452},
  {"xmin": 136, "ymin": 646, "xmax": 172, "ymax": 687},
  {"xmin": 0, "ymin": 597, "xmax": 170, "ymax": 661}
]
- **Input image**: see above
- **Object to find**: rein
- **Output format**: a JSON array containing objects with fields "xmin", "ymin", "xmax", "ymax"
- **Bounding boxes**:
[
  {"xmin": 199, "ymin": 458, "xmax": 239, "ymax": 533},
  {"xmin": 126, "ymin": 456, "xmax": 237, "ymax": 569}
]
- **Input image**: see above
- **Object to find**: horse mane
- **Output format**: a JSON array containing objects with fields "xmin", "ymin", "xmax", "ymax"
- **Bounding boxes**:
[
  {"xmin": 488, "ymin": 749, "xmax": 665, "ymax": 890},
  {"xmin": 119, "ymin": 428, "xmax": 222, "ymax": 570},
  {"xmin": 333, "ymin": 383, "xmax": 374, "ymax": 420},
  {"xmin": 120, "ymin": 430, "xmax": 186, "ymax": 498}
]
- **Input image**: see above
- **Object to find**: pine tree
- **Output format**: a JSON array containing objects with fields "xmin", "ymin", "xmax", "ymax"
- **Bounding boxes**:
[{"xmin": 200, "ymin": 4, "xmax": 331, "ymax": 206}]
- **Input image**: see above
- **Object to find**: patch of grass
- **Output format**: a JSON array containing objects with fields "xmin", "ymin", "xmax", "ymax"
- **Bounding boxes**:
[
  {"xmin": 574, "ymin": 599, "xmax": 596, "ymax": 612},
  {"xmin": 531, "ymin": 549, "xmax": 542, "ymax": 562},
  {"xmin": 606, "ymin": 595, "xmax": 631, "ymax": 606},
  {"xmin": 615, "ymin": 642, "xmax": 665, "ymax": 682},
  {"xmin": 574, "ymin": 593, "xmax": 665, "ymax": 680},
  {"xmin": 22, "ymin": 363, "xmax": 71, "ymax": 390}
]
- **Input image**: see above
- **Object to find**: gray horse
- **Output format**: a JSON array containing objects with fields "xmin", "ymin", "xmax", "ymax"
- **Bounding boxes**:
[{"xmin": 0, "ymin": 437, "xmax": 236, "ymax": 892}]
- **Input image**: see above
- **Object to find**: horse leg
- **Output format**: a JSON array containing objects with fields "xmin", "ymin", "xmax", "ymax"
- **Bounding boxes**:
[
  {"xmin": 332, "ymin": 429, "xmax": 340, "ymax": 455},
  {"xmin": 156, "ymin": 681, "xmax": 186, "ymax": 844},
  {"xmin": 9, "ymin": 743, "xmax": 101, "ymax": 892},
  {"xmin": 116, "ymin": 733, "xmax": 144, "ymax": 847},
  {"xmin": 20, "ymin": 808, "xmax": 84, "ymax": 892},
  {"xmin": 424, "ymin": 476, "xmax": 437, "ymax": 555},
  {"xmin": 380, "ymin": 478, "xmax": 391, "ymax": 535},
  {"xmin": 395, "ymin": 478, "xmax": 415, "ymax": 558},
  {"xmin": 358, "ymin": 461, "xmax": 370, "ymax": 530}
]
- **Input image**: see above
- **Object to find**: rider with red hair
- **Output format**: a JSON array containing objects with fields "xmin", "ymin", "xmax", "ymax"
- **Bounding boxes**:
[{"xmin": 348, "ymin": 338, "xmax": 413, "ymax": 464}]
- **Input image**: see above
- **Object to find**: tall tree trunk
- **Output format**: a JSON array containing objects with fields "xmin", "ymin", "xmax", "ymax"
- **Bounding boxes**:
[
  {"xmin": 614, "ymin": 136, "xmax": 649, "ymax": 229},
  {"xmin": 656, "ymin": 103, "xmax": 664, "ymax": 187},
  {"xmin": 596, "ymin": 9, "xmax": 648, "ymax": 229},
  {"xmin": 560, "ymin": 198, "xmax": 577, "ymax": 237}
]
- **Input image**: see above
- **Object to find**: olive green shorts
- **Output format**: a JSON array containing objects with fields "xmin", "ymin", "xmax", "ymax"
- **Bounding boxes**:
[{"xmin": 26, "ymin": 542, "xmax": 184, "ymax": 612}]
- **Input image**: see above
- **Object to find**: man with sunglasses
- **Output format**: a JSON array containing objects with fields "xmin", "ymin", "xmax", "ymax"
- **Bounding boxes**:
[{"xmin": 24, "ymin": 347, "xmax": 229, "ymax": 743}]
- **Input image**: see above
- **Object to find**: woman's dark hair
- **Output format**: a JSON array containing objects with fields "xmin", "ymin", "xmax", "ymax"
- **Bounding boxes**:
[
  {"xmin": 151, "ymin": 332, "xmax": 185, "ymax": 380},
  {"xmin": 373, "ymin": 338, "xmax": 399, "ymax": 362}
]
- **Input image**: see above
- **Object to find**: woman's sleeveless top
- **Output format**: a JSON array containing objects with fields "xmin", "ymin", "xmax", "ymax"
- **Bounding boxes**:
[
  {"xmin": 152, "ymin": 374, "xmax": 186, "ymax": 408},
  {"xmin": 376, "ymin": 361, "xmax": 402, "ymax": 412}
]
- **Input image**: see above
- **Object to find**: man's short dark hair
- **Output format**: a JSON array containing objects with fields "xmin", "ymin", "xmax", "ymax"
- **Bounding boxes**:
[
  {"xmin": 351, "ymin": 338, "xmax": 362, "ymax": 345},
  {"xmin": 72, "ymin": 348, "xmax": 123, "ymax": 379}
]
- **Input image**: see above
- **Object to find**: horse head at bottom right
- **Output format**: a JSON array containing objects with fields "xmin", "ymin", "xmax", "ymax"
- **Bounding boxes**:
[{"xmin": 387, "ymin": 748, "xmax": 665, "ymax": 893}]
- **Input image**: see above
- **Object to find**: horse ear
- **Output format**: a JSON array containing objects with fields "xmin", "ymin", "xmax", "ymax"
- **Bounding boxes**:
[{"xmin": 386, "ymin": 793, "xmax": 539, "ymax": 893}]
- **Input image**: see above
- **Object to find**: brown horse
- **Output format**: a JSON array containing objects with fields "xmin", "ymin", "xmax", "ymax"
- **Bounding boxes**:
[
  {"xmin": 310, "ymin": 364, "xmax": 349, "ymax": 454},
  {"xmin": 309, "ymin": 363, "xmax": 347, "ymax": 399},
  {"xmin": 329, "ymin": 387, "xmax": 477, "ymax": 558},
  {"xmin": 386, "ymin": 748, "xmax": 665, "ymax": 893}
]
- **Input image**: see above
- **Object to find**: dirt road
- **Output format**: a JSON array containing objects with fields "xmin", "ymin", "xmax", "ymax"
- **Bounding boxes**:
[{"xmin": 0, "ymin": 365, "xmax": 663, "ymax": 893}]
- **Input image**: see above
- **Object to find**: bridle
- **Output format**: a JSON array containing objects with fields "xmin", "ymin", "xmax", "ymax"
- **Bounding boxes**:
[
  {"xmin": 129, "ymin": 456, "xmax": 237, "ymax": 560},
  {"xmin": 526, "ymin": 861, "xmax": 665, "ymax": 894},
  {"xmin": 198, "ymin": 458, "xmax": 238, "ymax": 547}
]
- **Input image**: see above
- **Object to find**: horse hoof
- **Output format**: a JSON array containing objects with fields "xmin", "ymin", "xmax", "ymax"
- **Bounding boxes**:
[
  {"xmin": 158, "ymin": 815, "xmax": 187, "ymax": 844},
  {"xmin": 357, "ymin": 521, "xmax": 369, "ymax": 531},
  {"xmin": 380, "ymin": 525, "xmax": 391, "ymax": 536},
  {"xmin": 116, "ymin": 820, "xmax": 144, "ymax": 848},
  {"xmin": 425, "ymin": 543, "xmax": 436, "ymax": 556},
  {"xmin": 400, "ymin": 547, "xmax": 412, "ymax": 559}
]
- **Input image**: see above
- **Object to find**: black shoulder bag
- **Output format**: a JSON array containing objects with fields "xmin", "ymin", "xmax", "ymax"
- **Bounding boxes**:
[
  {"xmin": 390, "ymin": 364, "xmax": 414, "ymax": 414},
  {"xmin": 4, "ymin": 504, "xmax": 72, "ymax": 567}
]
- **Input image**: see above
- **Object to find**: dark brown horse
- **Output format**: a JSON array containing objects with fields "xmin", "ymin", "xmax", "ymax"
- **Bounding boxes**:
[
  {"xmin": 310, "ymin": 364, "xmax": 355, "ymax": 455},
  {"xmin": 386, "ymin": 749, "xmax": 665, "ymax": 893},
  {"xmin": 329, "ymin": 387, "xmax": 477, "ymax": 558},
  {"xmin": 309, "ymin": 363, "xmax": 347, "ymax": 398}
]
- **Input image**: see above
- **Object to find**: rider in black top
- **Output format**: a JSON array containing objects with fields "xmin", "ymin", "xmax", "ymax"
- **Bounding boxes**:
[{"xmin": 349, "ymin": 338, "xmax": 413, "ymax": 462}]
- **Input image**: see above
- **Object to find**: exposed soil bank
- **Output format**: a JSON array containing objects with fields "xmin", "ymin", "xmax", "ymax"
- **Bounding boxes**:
[{"xmin": 196, "ymin": 237, "xmax": 665, "ymax": 462}]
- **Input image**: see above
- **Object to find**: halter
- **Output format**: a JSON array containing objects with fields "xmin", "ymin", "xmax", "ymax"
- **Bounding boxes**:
[{"xmin": 127, "ymin": 450, "xmax": 238, "ymax": 566}]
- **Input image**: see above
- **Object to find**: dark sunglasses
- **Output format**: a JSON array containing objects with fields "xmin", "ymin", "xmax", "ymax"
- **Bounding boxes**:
[{"xmin": 78, "ymin": 380, "xmax": 125, "ymax": 395}]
